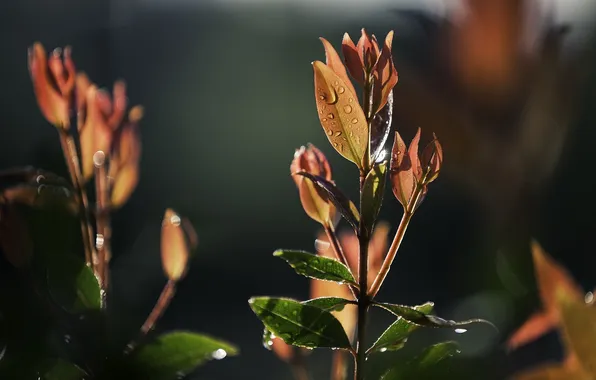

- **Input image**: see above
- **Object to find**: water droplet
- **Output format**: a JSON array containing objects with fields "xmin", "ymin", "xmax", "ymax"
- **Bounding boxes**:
[
  {"xmin": 333, "ymin": 142, "xmax": 339, "ymax": 148},
  {"xmin": 326, "ymin": 130, "xmax": 333, "ymax": 136},
  {"xmin": 322, "ymin": 118, "xmax": 328, "ymax": 122},
  {"xmin": 379, "ymin": 347, "xmax": 388, "ymax": 353},
  {"xmin": 351, "ymin": 118, "xmax": 358, "ymax": 124},
  {"xmin": 95, "ymin": 234, "xmax": 105, "ymax": 250},
  {"xmin": 169, "ymin": 214, "xmax": 181, "ymax": 226},
  {"xmin": 334, "ymin": 131, "xmax": 342, "ymax": 137},
  {"xmin": 338, "ymin": 86, "xmax": 345, "ymax": 94},
  {"xmin": 318, "ymin": 95, "xmax": 325, "ymax": 101},
  {"xmin": 586, "ymin": 292, "xmax": 594, "ymax": 304},
  {"xmin": 64, "ymin": 335, "xmax": 71, "ymax": 344},
  {"xmin": 334, "ymin": 81, "xmax": 339, "ymax": 86},
  {"xmin": 454, "ymin": 328, "xmax": 467, "ymax": 334},
  {"xmin": 292, "ymin": 310, "xmax": 298, "ymax": 316},
  {"xmin": 343, "ymin": 105, "xmax": 352, "ymax": 114},
  {"xmin": 315, "ymin": 239, "xmax": 330, "ymax": 252},
  {"xmin": 212, "ymin": 349, "xmax": 227, "ymax": 360},
  {"xmin": 325, "ymin": 89, "xmax": 339, "ymax": 105},
  {"xmin": 348, "ymin": 98, "xmax": 354, "ymax": 103},
  {"xmin": 349, "ymin": 131, "xmax": 354, "ymax": 137},
  {"xmin": 327, "ymin": 113, "xmax": 335, "ymax": 119}
]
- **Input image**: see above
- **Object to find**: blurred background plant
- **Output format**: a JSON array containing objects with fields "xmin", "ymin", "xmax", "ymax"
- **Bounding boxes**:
[
  {"xmin": 1, "ymin": 0, "xmax": 596, "ymax": 378},
  {"xmin": 0, "ymin": 41, "xmax": 237, "ymax": 379}
]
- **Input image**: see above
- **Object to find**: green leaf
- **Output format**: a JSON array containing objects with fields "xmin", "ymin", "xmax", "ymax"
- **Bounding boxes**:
[
  {"xmin": 374, "ymin": 302, "xmax": 497, "ymax": 331},
  {"xmin": 273, "ymin": 250, "xmax": 357, "ymax": 286},
  {"xmin": 132, "ymin": 331, "xmax": 238, "ymax": 379},
  {"xmin": 361, "ymin": 161, "xmax": 388, "ymax": 232},
  {"xmin": 380, "ymin": 341, "xmax": 460, "ymax": 380},
  {"xmin": 294, "ymin": 172, "xmax": 360, "ymax": 231},
  {"xmin": 249, "ymin": 297, "xmax": 352, "ymax": 349},
  {"xmin": 46, "ymin": 253, "xmax": 101, "ymax": 313},
  {"xmin": 368, "ymin": 302, "xmax": 434, "ymax": 354},
  {"xmin": 303, "ymin": 297, "xmax": 353, "ymax": 312},
  {"xmin": 40, "ymin": 359, "xmax": 87, "ymax": 380}
]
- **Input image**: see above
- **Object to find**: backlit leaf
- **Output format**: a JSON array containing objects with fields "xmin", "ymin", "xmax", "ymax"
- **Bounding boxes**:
[
  {"xmin": 132, "ymin": 331, "xmax": 238, "ymax": 379},
  {"xmin": 303, "ymin": 297, "xmax": 353, "ymax": 312},
  {"xmin": 374, "ymin": 302, "xmax": 496, "ymax": 331},
  {"xmin": 368, "ymin": 303, "xmax": 434, "ymax": 354},
  {"xmin": 380, "ymin": 341, "xmax": 460, "ymax": 380},
  {"xmin": 274, "ymin": 250, "xmax": 357, "ymax": 286},
  {"xmin": 249, "ymin": 297, "xmax": 352, "ymax": 349},
  {"xmin": 371, "ymin": 90, "xmax": 393, "ymax": 162}
]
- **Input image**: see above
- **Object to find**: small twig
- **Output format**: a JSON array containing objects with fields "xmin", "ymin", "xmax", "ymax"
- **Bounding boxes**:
[
  {"xmin": 368, "ymin": 184, "xmax": 424, "ymax": 299},
  {"xmin": 140, "ymin": 280, "xmax": 177, "ymax": 336},
  {"xmin": 57, "ymin": 130, "xmax": 96, "ymax": 267},
  {"xmin": 324, "ymin": 224, "xmax": 359, "ymax": 299},
  {"xmin": 331, "ymin": 350, "xmax": 349, "ymax": 380},
  {"xmin": 93, "ymin": 151, "xmax": 112, "ymax": 302}
]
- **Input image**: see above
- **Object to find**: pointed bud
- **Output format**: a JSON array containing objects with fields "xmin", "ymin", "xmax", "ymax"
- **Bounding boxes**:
[
  {"xmin": 160, "ymin": 209, "xmax": 196, "ymax": 282},
  {"xmin": 110, "ymin": 106, "xmax": 143, "ymax": 208},
  {"xmin": 342, "ymin": 33, "xmax": 364, "ymax": 85},
  {"xmin": 420, "ymin": 134, "xmax": 443, "ymax": 184},
  {"xmin": 372, "ymin": 31, "xmax": 399, "ymax": 114},
  {"xmin": 291, "ymin": 145, "xmax": 337, "ymax": 225},
  {"xmin": 357, "ymin": 28, "xmax": 380, "ymax": 72},
  {"xmin": 28, "ymin": 43, "xmax": 71, "ymax": 129},
  {"xmin": 80, "ymin": 85, "xmax": 113, "ymax": 178},
  {"xmin": 390, "ymin": 131, "xmax": 416, "ymax": 208}
]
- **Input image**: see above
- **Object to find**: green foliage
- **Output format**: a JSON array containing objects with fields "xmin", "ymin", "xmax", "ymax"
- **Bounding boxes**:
[
  {"xmin": 274, "ymin": 250, "xmax": 358, "ymax": 286},
  {"xmin": 130, "ymin": 331, "xmax": 238, "ymax": 380},
  {"xmin": 249, "ymin": 297, "xmax": 352, "ymax": 350},
  {"xmin": 368, "ymin": 303, "xmax": 434, "ymax": 354},
  {"xmin": 40, "ymin": 359, "xmax": 87, "ymax": 380},
  {"xmin": 380, "ymin": 342, "xmax": 460, "ymax": 380},
  {"xmin": 361, "ymin": 161, "xmax": 388, "ymax": 232}
]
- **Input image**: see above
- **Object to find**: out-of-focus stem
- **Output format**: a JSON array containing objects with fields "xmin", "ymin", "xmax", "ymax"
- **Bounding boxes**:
[
  {"xmin": 58, "ymin": 129, "xmax": 95, "ymax": 267},
  {"xmin": 324, "ymin": 224, "xmax": 359, "ymax": 299},
  {"xmin": 331, "ymin": 350, "xmax": 349, "ymax": 380},
  {"xmin": 93, "ymin": 151, "xmax": 112, "ymax": 301},
  {"xmin": 289, "ymin": 351, "xmax": 311, "ymax": 380}
]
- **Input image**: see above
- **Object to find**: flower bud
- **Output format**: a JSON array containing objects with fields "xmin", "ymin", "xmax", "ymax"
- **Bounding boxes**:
[
  {"xmin": 290, "ymin": 144, "xmax": 337, "ymax": 226},
  {"xmin": 28, "ymin": 43, "xmax": 74, "ymax": 129},
  {"xmin": 160, "ymin": 209, "xmax": 196, "ymax": 282}
]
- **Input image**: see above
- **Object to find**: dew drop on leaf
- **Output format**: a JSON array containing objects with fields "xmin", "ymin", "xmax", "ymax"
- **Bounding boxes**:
[
  {"xmin": 351, "ymin": 118, "xmax": 358, "ymax": 124},
  {"xmin": 327, "ymin": 130, "xmax": 333, "ymax": 136},
  {"xmin": 327, "ymin": 113, "xmax": 335, "ymax": 119},
  {"xmin": 454, "ymin": 328, "xmax": 467, "ymax": 334},
  {"xmin": 334, "ymin": 131, "xmax": 342, "ymax": 137},
  {"xmin": 338, "ymin": 86, "xmax": 345, "ymax": 94},
  {"xmin": 212, "ymin": 349, "xmax": 227, "ymax": 360},
  {"xmin": 343, "ymin": 105, "xmax": 352, "ymax": 114}
]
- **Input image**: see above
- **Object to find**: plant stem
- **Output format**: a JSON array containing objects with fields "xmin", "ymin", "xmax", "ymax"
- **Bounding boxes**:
[
  {"xmin": 355, "ymin": 230, "xmax": 369, "ymax": 380},
  {"xmin": 324, "ymin": 224, "xmax": 358, "ymax": 298},
  {"xmin": 58, "ymin": 130, "xmax": 95, "ymax": 267},
  {"xmin": 140, "ymin": 279, "xmax": 177, "ymax": 335},
  {"xmin": 93, "ymin": 151, "xmax": 112, "ymax": 302},
  {"xmin": 368, "ymin": 185, "xmax": 424, "ymax": 299}
]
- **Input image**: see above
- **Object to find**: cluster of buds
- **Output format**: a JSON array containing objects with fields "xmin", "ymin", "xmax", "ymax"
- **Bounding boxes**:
[{"xmin": 28, "ymin": 43, "xmax": 142, "ymax": 209}]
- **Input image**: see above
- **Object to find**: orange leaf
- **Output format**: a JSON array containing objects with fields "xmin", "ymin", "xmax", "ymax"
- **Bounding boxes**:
[
  {"xmin": 320, "ymin": 37, "xmax": 357, "ymax": 97},
  {"xmin": 313, "ymin": 61, "xmax": 369, "ymax": 168},
  {"xmin": 372, "ymin": 31, "xmax": 398, "ymax": 114},
  {"xmin": 342, "ymin": 33, "xmax": 364, "ymax": 85}
]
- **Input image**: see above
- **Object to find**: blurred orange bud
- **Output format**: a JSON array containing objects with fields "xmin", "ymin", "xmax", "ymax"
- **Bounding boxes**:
[
  {"xmin": 109, "ymin": 106, "xmax": 143, "ymax": 208},
  {"xmin": 291, "ymin": 144, "xmax": 337, "ymax": 226},
  {"xmin": 79, "ymin": 81, "xmax": 131, "ymax": 179},
  {"xmin": 28, "ymin": 43, "xmax": 75, "ymax": 129},
  {"xmin": 0, "ymin": 205, "xmax": 32, "ymax": 268},
  {"xmin": 160, "ymin": 209, "xmax": 196, "ymax": 282},
  {"xmin": 390, "ymin": 129, "xmax": 442, "ymax": 210}
]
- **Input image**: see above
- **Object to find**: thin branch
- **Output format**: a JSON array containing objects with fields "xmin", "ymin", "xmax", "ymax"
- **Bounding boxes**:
[
  {"xmin": 58, "ymin": 130, "xmax": 96, "ymax": 267},
  {"xmin": 93, "ymin": 151, "xmax": 112, "ymax": 302}
]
